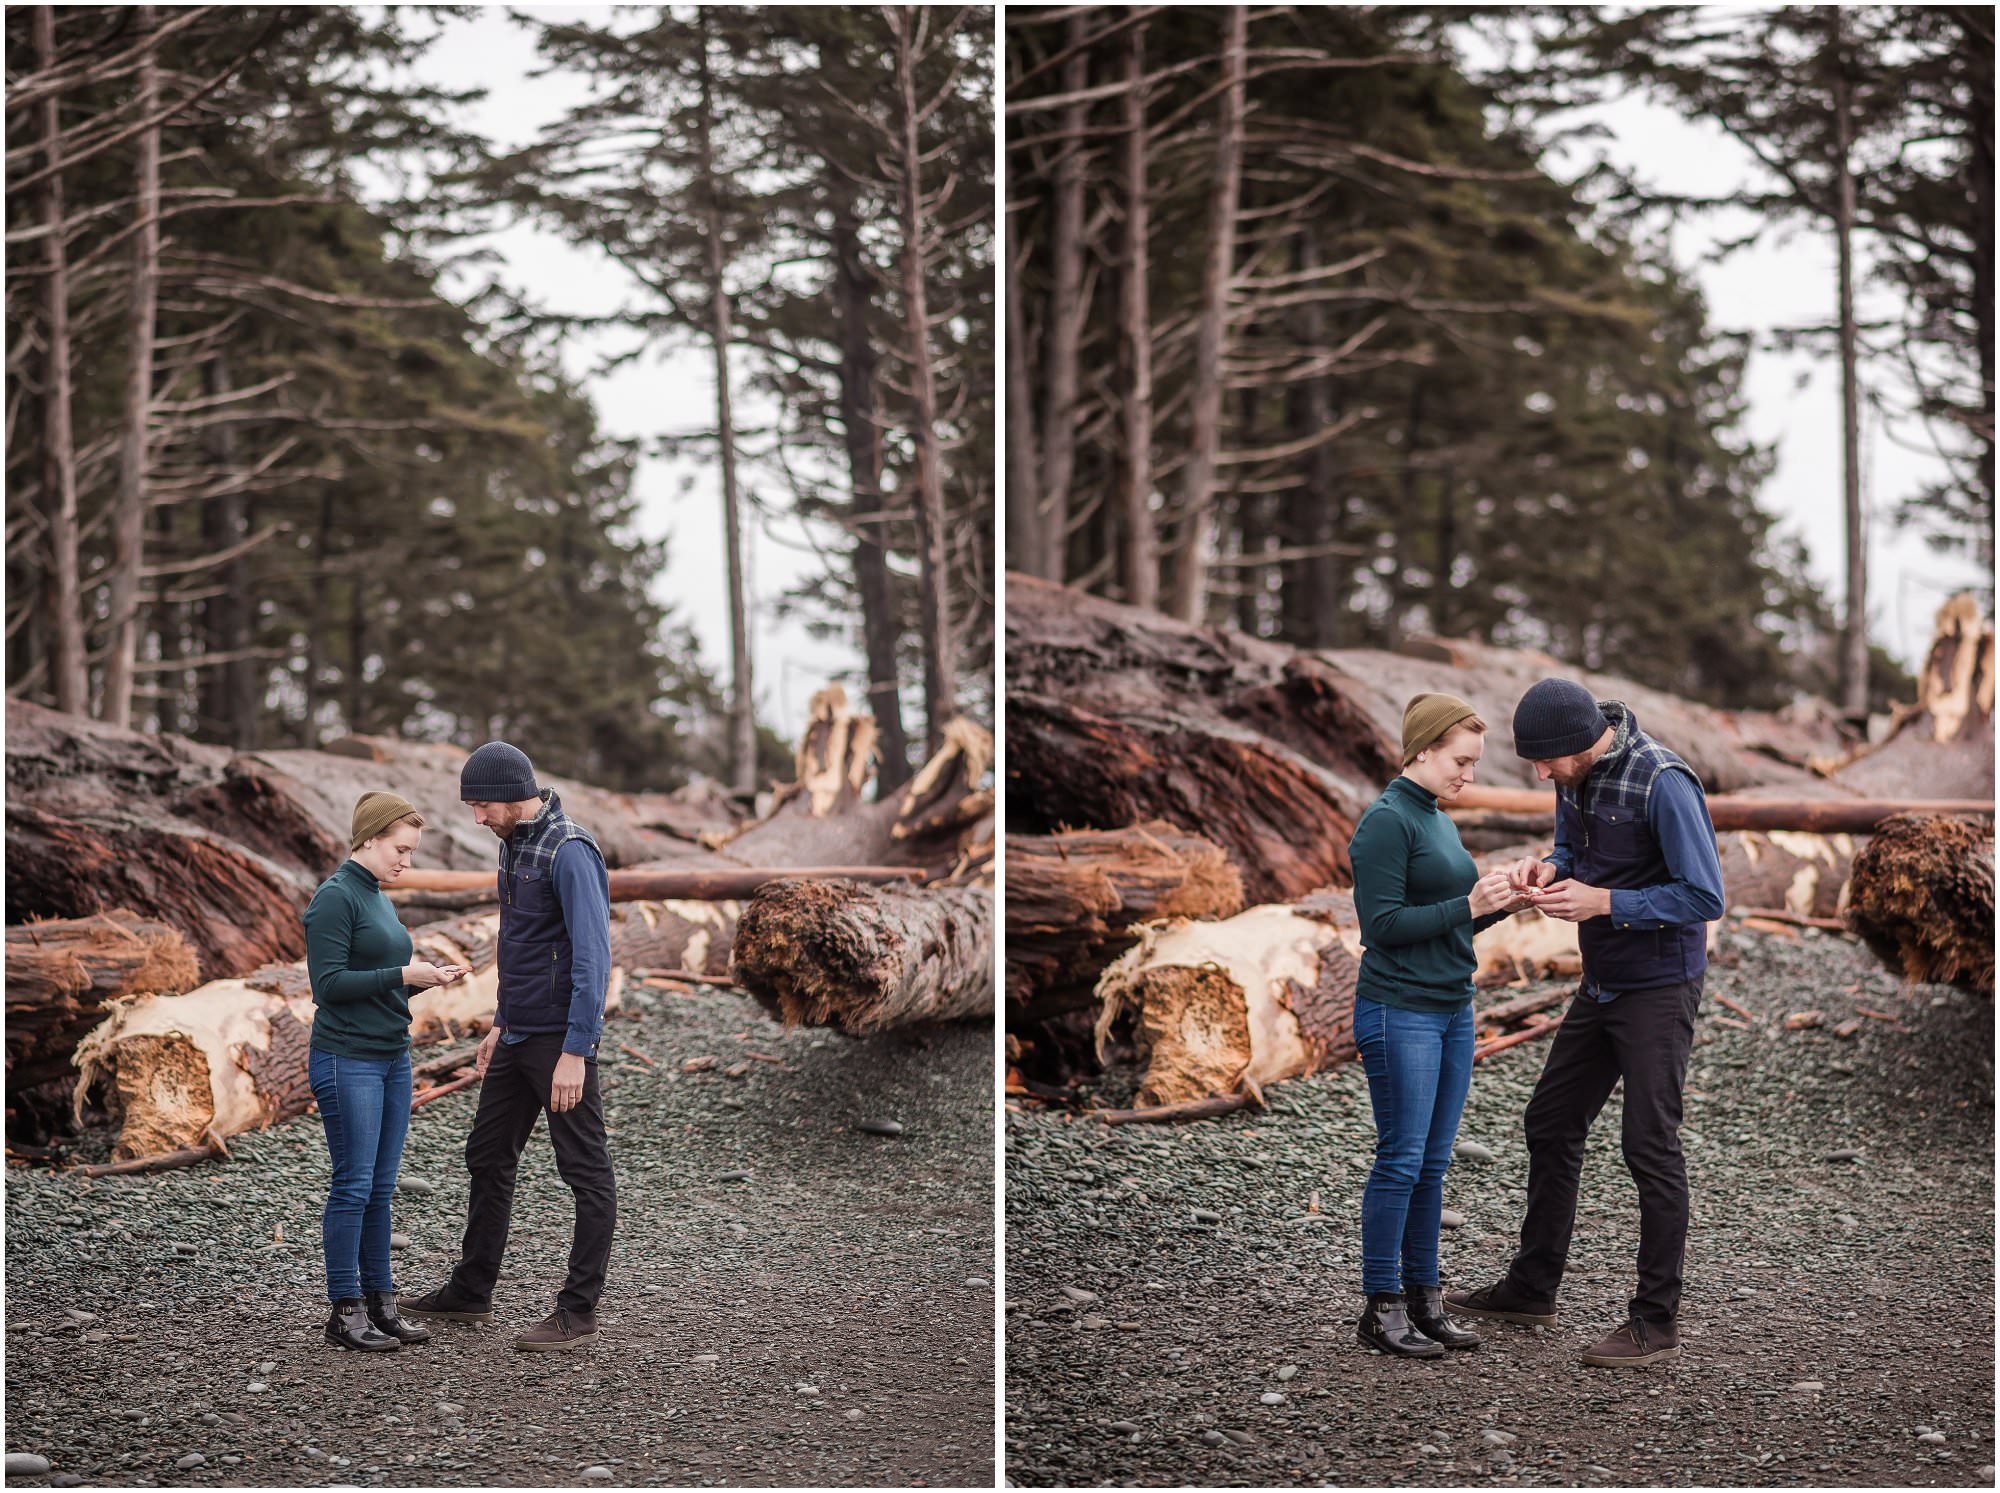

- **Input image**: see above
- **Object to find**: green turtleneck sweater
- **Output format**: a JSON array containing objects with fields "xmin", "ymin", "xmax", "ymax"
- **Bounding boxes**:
[
  {"xmin": 1347, "ymin": 775, "xmax": 1511, "ymax": 1012},
  {"xmin": 303, "ymin": 858, "xmax": 415, "ymax": 1059}
]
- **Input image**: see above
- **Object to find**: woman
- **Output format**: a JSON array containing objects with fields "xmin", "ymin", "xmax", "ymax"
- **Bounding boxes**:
[
  {"xmin": 1346, "ymin": 693, "xmax": 1523, "ymax": 1358},
  {"xmin": 304, "ymin": 791, "xmax": 465, "ymax": 1352}
]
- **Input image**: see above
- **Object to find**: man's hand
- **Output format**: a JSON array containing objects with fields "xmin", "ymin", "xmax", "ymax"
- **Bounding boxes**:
[
  {"xmin": 473, "ymin": 1026, "xmax": 502, "ymax": 1080},
  {"xmin": 1507, "ymin": 857, "xmax": 1560, "ymax": 894},
  {"xmin": 1527, "ymin": 879, "xmax": 1614, "ymax": 923},
  {"xmin": 550, "ymin": 1052, "xmax": 587, "ymax": 1114}
]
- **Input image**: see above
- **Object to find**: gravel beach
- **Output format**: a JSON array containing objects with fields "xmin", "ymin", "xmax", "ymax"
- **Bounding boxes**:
[
  {"xmin": 1005, "ymin": 928, "xmax": 1994, "ymax": 1488},
  {"xmin": 5, "ymin": 984, "xmax": 995, "ymax": 1488}
]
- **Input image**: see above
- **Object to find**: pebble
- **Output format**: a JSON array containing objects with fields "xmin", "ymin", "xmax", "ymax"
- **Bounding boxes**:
[
  {"xmin": 1974, "ymin": 1465, "xmax": 1992, "ymax": 1481},
  {"xmin": 1108, "ymin": 1421, "xmax": 1141, "ymax": 1436},
  {"xmin": 176, "ymin": 1453, "xmax": 206, "ymax": 1470},
  {"xmin": 51, "ymin": 1476, "xmax": 84, "ymax": 1488},
  {"xmin": 1260, "ymin": 1392, "xmax": 1286, "ymax": 1406},
  {"xmin": 1790, "ymin": 1380, "xmax": 1823, "ymax": 1392},
  {"xmin": 965, "ymin": 1276, "xmax": 990, "ymax": 1287},
  {"xmin": 1920, "ymin": 1432, "xmax": 1948, "ymax": 1445},
  {"xmin": 854, "ymin": 1119, "xmax": 903, "ymax": 1137},
  {"xmin": 245, "ymin": 1383, "xmax": 267, "ymax": 1394},
  {"xmin": 1274, "ymin": 1364, "xmax": 1298, "ymax": 1382},
  {"xmin": 693, "ymin": 1354, "xmax": 719, "ymax": 1364},
  {"xmin": 6, "ymin": 1454, "xmax": 52, "ymax": 1477},
  {"xmin": 1824, "ymin": 1148, "xmax": 1863, "ymax": 1162},
  {"xmin": 1482, "ymin": 1429, "xmax": 1518, "ymax": 1447},
  {"xmin": 1192, "ymin": 1209, "xmax": 1222, "ymax": 1224},
  {"xmin": 255, "ymin": 1361, "xmax": 274, "ymax": 1376},
  {"xmin": 1455, "ymin": 1140, "xmax": 1496, "ymax": 1163},
  {"xmin": 397, "ymin": 1177, "xmax": 434, "ymax": 1195},
  {"xmin": 436, "ymin": 1403, "xmax": 465, "ymax": 1417},
  {"xmin": 170, "ymin": 1242, "xmax": 198, "ymax": 1256},
  {"xmin": 580, "ymin": 1468, "xmax": 613, "ymax": 1482},
  {"xmin": 716, "ymin": 1171, "xmax": 752, "ymax": 1183},
  {"xmin": 1060, "ymin": 1287, "xmax": 1098, "ymax": 1305},
  {"xmin": 63, "ymin": 1309, "xmax": 97, "ymax": 1325},
  {"xmin": 1222, "ymin": 1430, "xmax": 1255, "ymax": 1446},
  {"xmin": 1200, "ymin": 1430, "xmax": 1225, "ymax": 1447},
  {"xmin": 389, "ymin": 1233, "xmax": 411, "ymax": 1250},
  {"xmin": 843, "ymin": 1409, "xmax": 865, "ymax": 1422},
  {"xmin": 1440, "ymin": 1208, "xmax": 1465, "ymax": 1228}
]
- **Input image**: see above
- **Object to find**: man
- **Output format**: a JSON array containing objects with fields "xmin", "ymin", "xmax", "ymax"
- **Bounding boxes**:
[
  {"xmin": 1447, "ymin": 679, "xmax": 1724, "ymax": 1367},
  {"xmin": 401, "ymin": 741, "xmax": 617, "ymax": 1352}
]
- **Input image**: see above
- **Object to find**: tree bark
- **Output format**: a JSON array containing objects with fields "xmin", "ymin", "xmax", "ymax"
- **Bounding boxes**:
[
  {"xmin": 1114, "ymin": 15, "xmax": 1157, "ymax": 609},
  {"xmin": 5, "ymin": 909, "xmax": 198, "ymax": 1088},
  {"xmin": 1005, "ymin": 208, "xmax": 1045, "ymax": 577},
  {"xmin": 1845, "ymin": 812, "xmax": 1994, "ymax": 991},
  {"xmin": 832, "ymin": 195, "xmax": 912, "ymax": 792},
  {"xmin": 36, "ymin": 5, "xmax": 88, "ymax": 718},
  {"xmin": 102, "ymin": 4, "xmax": 160, "ymax": 730},
  {"xmin": 1006, "ymin": 821, "xmax": 1242, "ymax": 1015},
  {"xmin": 1038, "ymin": 10, "xmax": 1090, "ymax": 585},
  {"xmin": 1168, "ymin": 4, "xmax": 1246, "ymax": 624},
  {"xmin": 1831, "ymin": 11, "xmax": 1870, "ymax": 717},
  {"xmin": 696, "ymin": 22, "xmax": 757, "ymax": 793},
  {"xmin": 732, "ymin": 876, "xmax": 993, "ymax": 1033},
  {"xmin": 891, "ymin": 6, "xmax": 956, "ymax": 756}
]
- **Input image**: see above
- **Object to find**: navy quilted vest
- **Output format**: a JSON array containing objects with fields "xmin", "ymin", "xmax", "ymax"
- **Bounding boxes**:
[{"xmin": 494, "ymin": 789, "xmax": 604, "ymax": 1033}]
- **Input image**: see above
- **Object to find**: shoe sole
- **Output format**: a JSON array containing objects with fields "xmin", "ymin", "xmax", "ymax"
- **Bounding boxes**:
[
  {"xmin": 398, "ymin": 1305, "xmax": 494, "ymax": 1324},
  {"xmin": 514, "ymin": 1334, "xmax": 597, "ymax": 1353},
  {"xmin": 1446, "ymin": 1301, "xmax": 1557, "ymax": 1327},
  {"xmin": 324, "ymin": 1332, "xmax": 399, "ymax": 1352},
  {"xmin": 1355, "ymin": 1329, "xmax": 1444, "ymax": 1359},
  {"xmin": 1581, "ymin": 1344, "xmax": 1682, "ymax": 1367}
]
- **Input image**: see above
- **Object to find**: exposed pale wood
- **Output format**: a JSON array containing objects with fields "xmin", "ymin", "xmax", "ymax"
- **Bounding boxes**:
[
  {"xmin": 5, "ymin": 910, "xmax": 199, "ymax": 1088},
  {"xmin": 732, "ymin": 878, "xmax": 994, "ymax": 1034}
]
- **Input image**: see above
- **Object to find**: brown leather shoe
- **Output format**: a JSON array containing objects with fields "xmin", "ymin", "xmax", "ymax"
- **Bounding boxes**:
[
  {"xmin": 1580, "ymin": 1317, "xmax": 1680, "ymax": 1367},
  {"xmin": 1444, "ymin": 1277, "xmax": 1557, "ymax": 1327},
  {"xmin": 514, "ymin": 1307, "xmax": 598, "ymax": 1353}
]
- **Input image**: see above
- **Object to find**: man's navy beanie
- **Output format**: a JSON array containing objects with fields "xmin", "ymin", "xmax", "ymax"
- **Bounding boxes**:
[
  {"xmin": 1513, "ymin": 679, "xmax": 1609, "ymax": 760},
  {"xmin": 460, "ymin": 741, "xmax": 539, "ymax": 802}
]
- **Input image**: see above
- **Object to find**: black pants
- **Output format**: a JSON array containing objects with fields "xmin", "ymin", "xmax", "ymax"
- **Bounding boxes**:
[
  {"xmin": 449, "ymin": 1032, "xmax": 616, "ymax": 1314},
  {"xmin": 1504, "ymin": 977, "xmax": 1700, "ymax": 1325}
]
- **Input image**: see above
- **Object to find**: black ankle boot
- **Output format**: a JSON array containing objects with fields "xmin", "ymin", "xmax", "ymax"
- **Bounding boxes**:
[
  {"xmin": 325, "ymin": 1297, "xmax": 400, "ymax": 1352},
  {"xmin": 1357, "ymin": 1291, "xmax": 1444, "ymax": 1357},
  {"xmin": 1405, "ymin": 1284, "xmax": 1482, "ymax": 1350},
  {"xmin": 365, "ymin": 1290, "xmax": 431, "ymax": 1345}
]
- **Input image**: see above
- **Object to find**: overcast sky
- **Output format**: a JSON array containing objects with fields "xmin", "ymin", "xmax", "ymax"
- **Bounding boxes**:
[{"xmin": 400, "ymin": 5, "xmax": 1982, "ymax": 737}]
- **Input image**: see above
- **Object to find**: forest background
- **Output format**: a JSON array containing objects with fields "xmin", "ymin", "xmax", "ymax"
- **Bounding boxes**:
[{"xmin": 7, "ymin": 4, "xmax": 996, "ymax": 795}]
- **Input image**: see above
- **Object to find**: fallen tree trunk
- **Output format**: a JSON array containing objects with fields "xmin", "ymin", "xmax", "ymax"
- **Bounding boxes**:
[
  {"xmin": 1450, "ymin": 786, "xmax": 1990, "ymax": 835},
  {"xmin": 1716, "ymin": 829, "xmax": 1858, "ymax": 920},
  {"xmin": 731, "ymin": 878, "xmax": 994, "ymax": 1034},
  {"xmin": 1006, "ymin": 822, "xmax": 1244, "ymax": 1016},
  {"xmin": 390, "ymin": 865, "xmax": 924, "ymax": 899},
  {"xmin": 1845, "ymin": 813, "xmax": 1994, "ymax": 992},
  {"xmin": 5, "ymin": 911, "xmax": 200, "ymax": 1088}
]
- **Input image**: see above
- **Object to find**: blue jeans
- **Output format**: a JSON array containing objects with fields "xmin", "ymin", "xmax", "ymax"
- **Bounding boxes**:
[
  {"xmin": 308, "ymin": 1046, "xmax": 412, "ymax": 1302},
  {"xmin": 1352, "ymin": 996, "xmax": 1475, "ymax": 1295}
]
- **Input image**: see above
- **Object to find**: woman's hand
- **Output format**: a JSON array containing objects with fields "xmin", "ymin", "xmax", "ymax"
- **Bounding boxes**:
[
  {"xmin": 402, "ymin": 960, "xmax": 452, "ymax": 989},
  {"xmin": 1508, "ymin": 856, "xmax": 1559, "ymax": 893},
  {"xmin": 1468, "ymin": 870, "xmax": 1517, "ymax": 917}
]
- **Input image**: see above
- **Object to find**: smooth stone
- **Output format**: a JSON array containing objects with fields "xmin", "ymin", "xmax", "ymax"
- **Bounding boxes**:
[
  {"xmin": 436, "ymin": 1403, "xmax": 465, "ymax": 1417},
  {"xmin": 1920, "ymin": 1432, "xmax": 1948, "ymax": 1445},
  {"xmin": 1974, "ymin": 1465, "xmax": 1993, "ymax": 1481},
  {"xmin": 966, "ymin": 1276, "xmax": 990, "ymax": 1287},
  {"xmin": 1200, "ymin": 1430, "xmax": 1225, "ymax": 1447},
  {"xmin": 1108, "ymin": 1421, "xmax": 1141, "ymax": 1436},
  {"xmin": 1824, "ymin": 1148, "xmax": 1862, "ymax": 1162},
  {"xmin": 245, "ymin": 1383, "xmax": 267, "ymax": 1394},
  {"xmin": 176, "ymin": 1454, "xmax": 206, "ymax": 1470},
  {"xmin": 1222, "ymin": 1430, "xmax": 1255, "ymax": 1446},
  {"xmin": 1790, "ymin": 1381, "xmax": 1823, "ymax": 1392},
  {"xmin": 855, "ymin": 1120, "xmax": 903, "ymax": 1137},
  {"xmin": 6, "ymin": 1454, "xmax": 52, "ymax": 1477},
  {"xmin": 1454, "ymin": 1140, "xmax": 1496, "ymax": 1163},
  {"xmin": 1275, "ymin": 1365, "xmax": 1298, "ymax": 1382},
  {"xmin": 1420, "ymin": 1443, "xmax": 1441, "ymax": 1455},
  {"xmin": 1080, "ymin": 1316, "xmax": 1113, "ymax": 1329},
  {"xmin": 1440, "ymin": 1208, "xmax": 1466, "ymax": 1229},
  {"xmin": 1482, "ymin": 1429, "xmax": 1518, "ymax": 1447},
  {"xmin": 255, "ymin": 1361, "xmax": 275, "ymax": 1376},
  {"xmin": 580, "ymin": 1469, "xmax": 613, "ymax": 1483},
  {"xmin": 843, "ymin": 1409, "xmax": 865, "ymax": 1422},
  {"xmin": 397, "ymin": 1178, "xmax": 434, "ymax": 1195},
  {"xmin": 170, "ymin": 1243, "xmax": 198, "ymax": 1256},
  {"xmin": 63, "ymin": 1309, "xmax": 97, "ymax": 1325},
  {"xmin": 1060, "ymin": 1287, "xmax": 1098, "ymax": 1305},
  {"xmin": 389, "ymin": 1234, "xmax": 411, "ymax": 1250},
  {"xmin": 50, "ymin": 1476, "xmax": 84, "ymax": 1489},
  {"xmin": 716, "ymin": 1171, "xmax": 751, "ymax": 1183},
  {"xmin": 693, "ymin": 1354, "xmax": 719, "ymax": 1363},
  {"xmin": 1260, "ymin": 1392, "xmax": 1286, "ymax": 1406},
  {"xmin": 1115, "ymin": 1321, "xmax": 1141, "ymax": 1331},
  {"xmin": 1192, "ymin": 1209, "xmax": 1222, "ymax": 1224},
  {"xmin": 199, "ymin": 1415, "xmax": 221, "ymax": 1427},
  {"xmin": 796, "ymin": 1384, "xmax": 820, "ymax": 1396}
]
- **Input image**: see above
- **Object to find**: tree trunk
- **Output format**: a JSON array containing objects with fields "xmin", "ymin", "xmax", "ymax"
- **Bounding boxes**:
[
  {"xmin": 5, "ymin": 909, "xmax": 198, "ymax": 1089},
  {"xmin": 1831, "ymin": 11, "xmax": 1870, "ymax": 717},
  {"xmin": 1038, "ymin": 10, "xmax": 1089, "ymax": 585},
  {"xmin": 696, "ymin": 25, "xmax": 757, "ymax": 793},
  {"xmin": 102, "ymin": 4, "xmax": 160, "ymax": 730},
  {"xmin": 36, "ymin": 6, "xmax": 88, "ymax": 718},
  {"xmin": 1845, "ymin": 812, "xmax": 1993, "ymax": 991},
  {"xmin": 1006, "ymin": 821, "xmax": 1243, "ymax": 1015},
  {"xmin": 891, "ymin": 6, "xmax": 956, "ymax": 756},
  {"xmin": 1114, "ymin": 16, "xmax": 1157, "ymax": 609},
  {"xmin": 732, "ymin": 876, "xmax": 993, "ymax": 1033},
  {"xmin": 1168, "ymin": 4, "xmax": 1246, "ymax": 624},
  {"xmin": 1005, "ymin": 208, "xmax": 1045, "ymax": 578},
  {"xmin": 832, "ymin": 196, "xmax": 912, "ymax": 792}
]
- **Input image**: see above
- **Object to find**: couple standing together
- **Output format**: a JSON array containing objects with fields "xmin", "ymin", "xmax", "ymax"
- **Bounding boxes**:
[
  {"xmin": 301, "ymin": 741, "xmax": 617, "ymax": 1353},
  {"xmin": 1348, "ymin": 679, "xmax": 1726, "ymax": 1367}
]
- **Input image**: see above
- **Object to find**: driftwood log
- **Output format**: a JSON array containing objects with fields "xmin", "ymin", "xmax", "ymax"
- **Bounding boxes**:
[
  {"xmin": 731, "ymin": 878, "xmax": 994, "ymax": 1034},
  {"xmin": 388, "ymin": 865, "xmax": 923, "ymax": 899},
  {"xmin": 5, "ymin": 912, "xmax": 200, "ymax": 1089},
  {"xmin": 1845, "ymin": 813, "xmax": 1994, "ymax": 992},
  {"xmin": 1006, "ymin": 822, "xmax": 1244, "ymax": 1016}
]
